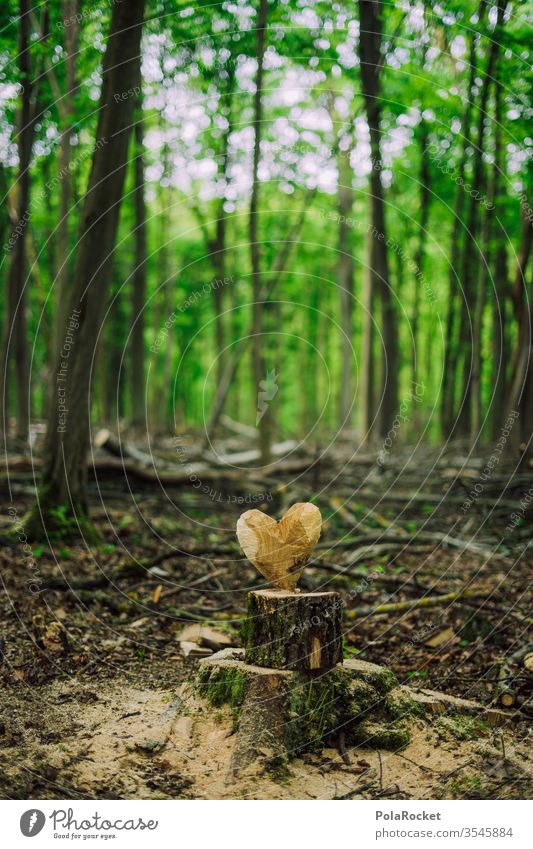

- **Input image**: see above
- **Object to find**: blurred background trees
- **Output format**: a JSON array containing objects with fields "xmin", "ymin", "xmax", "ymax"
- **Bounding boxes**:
[{"xmin": 0, "ymin": 0, "xmax": 531, "ymax": 522}]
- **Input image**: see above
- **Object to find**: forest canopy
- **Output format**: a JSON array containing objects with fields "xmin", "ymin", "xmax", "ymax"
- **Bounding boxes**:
[{"xmin": 0, "ymin": 0, "xmax": 531, "ymax": 532}]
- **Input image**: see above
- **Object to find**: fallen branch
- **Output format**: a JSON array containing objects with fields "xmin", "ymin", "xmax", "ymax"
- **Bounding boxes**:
[
  {"xmin": 219, "ymin": 415, "xmax": 258, "ymax": 440},
  {"xmin": 317, "ymin": 529, "xmax": 503, "ymax": 560},
  {"xmin": 209, "ymin": 439, "xmax": 299, "ymax": 467},
  {"xmin": 346, "ymin": 588, "xmax": 488, "ymax": 619}
]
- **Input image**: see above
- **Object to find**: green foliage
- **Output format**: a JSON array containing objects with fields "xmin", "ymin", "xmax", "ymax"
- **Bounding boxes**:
[{"xmin": 0, "ymin": 0, "xmax": 530, "ymax": 444}]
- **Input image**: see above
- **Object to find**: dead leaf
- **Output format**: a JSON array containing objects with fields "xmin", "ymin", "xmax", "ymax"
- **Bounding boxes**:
[
  {"xmin": 178, "ymin": 624, "xmax": 235, "ymax": 651},
  {"xmin": 424, "ymin": 628, "xmax": 456, "ymax": 649}
]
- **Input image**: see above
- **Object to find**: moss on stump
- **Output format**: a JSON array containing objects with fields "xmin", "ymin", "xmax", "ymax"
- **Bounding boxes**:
[
  {"xmin": 242, "ymin": 589, "xmax": 343, "ymax": 672},
  {"xmin": 197, "ymin": 649, "xmax": 416, "ymax": 772}
]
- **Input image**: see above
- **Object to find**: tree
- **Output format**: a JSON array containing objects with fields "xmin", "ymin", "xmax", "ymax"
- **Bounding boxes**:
[
  {"xmin": 53, "ymin": 1, "xmax": 81, "ymax": 360},
  {"xmin": 250, "ymin": 0, "xmax": 270, "ymax": 464},
  {"xmin": 440, "ymin": 3, "xmax": 484, "ymax": 437},
  {"xmin": 455, "ymin": 0, "xmax": 505, "ymax": 437},
  {"xmin": 358, "ymin": 0, "xmax": 399, "ymax": 440},
  {"xmin": 130, "ymin": 85, "xmax": 148, "ymax": 428},
  {"xmin": 28, "ymin": 0, "xmax": 146, "ymax": 536},
  {"xmin": 0, "ymin": 1, "xmax": 41, "ymax": 444},
  {"xmin": 337, "ymin": 143, "xmax": 355, "ymax": 429},
  {"xmin": 506, "ymin": 200, "xmax": 533, "ymax": 459}
]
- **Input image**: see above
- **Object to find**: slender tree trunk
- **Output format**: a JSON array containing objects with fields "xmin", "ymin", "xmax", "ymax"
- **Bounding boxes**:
[
  {"xmin": 455, "ymin": 0, "xmax": 505, "ymax": 436},
  {"xmin": 305, "ymin": 283, "xmax": 320, "ymax": 433},
  {"xmin": 33, "ymin": 0, "xmax": 145, "ymax": 532},
  {"xmin": 212, "ymin": 220, "xmax": 226, "ymax": 387},
  {"xmin": 506, "ymin": 203, "xmax": 533, "ymax": 458},
  {"xmin": 250, "ymin": 0, "xmax": 270, "ymax": 464},
  {"xmin": 472, "ymin": 56, "xmax": 505, "ymax": 444},
  {"xmin": 229, "ymin": 278, "xmax": 241, "ymax": 421},
  {"xmin": 510, "ymin": 202, "xmax": 533, "ymax": 339},
  {"xmin": 358, "ymin": 0, "xmax": 398, "ymax": 441},
  {"xmin": 412, "ymin": 121, "xmax": 430, "ymax": 389},
  {"xmin": 40, "ymin": 153, "xmax": 56, "ymax": 296},
  {"xmin": 54, "ymin": 0, "xmax": 81, "ymax": 360},
  {"xmin": 490, "ymin": 58, "xmax": 508, "ymax": 438},
  {"xmin": 211, "ymin": 66, "xmax": 235, "ymax": 389},
  {"xmin": 102, "ymin": 282, "xmax": 126, "ymax": 423},
  {"xmin": 131, "ymin": 87, "xmax": 148, "ymax": 427},
  {"xmin": 338, "ymin": 146, "xmax": 355, "ymax": 429},
  {"xmin": 149, "ymin": 128, "xmax": 171, "ymax": 431},
  {"xmin": 0, "ymin": 0, "xmax": 37, "ymax": 444},
  {"xmin": 440, "ymin": 13, "xmax": 482, "ymax": 437},
  {"xmin": 491, "ymin": 241, "xmax": 508, "ymax": 437},
  {"xmin": 160, "ymin": 139, "xmax": 174, "ymax": 429},
  {"xmin": 0, "ymin": 164, "xmax": 10, "ymax": 250},
  {"xmin": 470, "ymin": 193, "xmax": 493, "ymax": 445},
  {"xmin": 360, "ymin": 227, "xmax": 376, "ymax": 443},
  {"xmin": 203, "ymin": 189, "xmax": 315, "ymax": 443}
]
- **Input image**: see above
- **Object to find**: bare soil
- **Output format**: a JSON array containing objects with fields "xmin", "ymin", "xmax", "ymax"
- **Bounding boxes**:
[{"xmin": 1, "ymin": 438, "xmax": 531, "ymax": 799}]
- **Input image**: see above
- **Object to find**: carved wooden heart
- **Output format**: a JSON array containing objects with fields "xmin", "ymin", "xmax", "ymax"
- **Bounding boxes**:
[{"xmin": 236, "ymin": 502, "xmax": 322, "ymax": 591}]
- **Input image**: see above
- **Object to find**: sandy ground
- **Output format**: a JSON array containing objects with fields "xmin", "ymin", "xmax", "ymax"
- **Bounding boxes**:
[{"xmin": 1, "ymin": 670, "xmax": 531, "ymax": 800}]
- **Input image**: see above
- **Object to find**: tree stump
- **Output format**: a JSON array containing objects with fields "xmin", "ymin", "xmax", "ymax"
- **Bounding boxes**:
[
  {"xmin": 242, "ymin": 589, "xmax": 343, "ymax": 672},
  {"xmin": 196, "ymin": 648, "xmax": 415, "ymax": 777}
]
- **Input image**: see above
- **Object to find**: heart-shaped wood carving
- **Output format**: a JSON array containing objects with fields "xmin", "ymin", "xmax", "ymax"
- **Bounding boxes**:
[{"xmin": 236, "ymin": 502, "xmax": 322, "ymax": 591}]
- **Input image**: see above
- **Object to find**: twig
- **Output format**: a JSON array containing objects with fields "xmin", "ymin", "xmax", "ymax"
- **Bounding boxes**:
[
  {"xmin": 346, "ymin": 588, "xmax": 488, "ymax": 619},
  {"xmin": 338, "ymin": 731, "xmax": 351, "ymax": 766}
]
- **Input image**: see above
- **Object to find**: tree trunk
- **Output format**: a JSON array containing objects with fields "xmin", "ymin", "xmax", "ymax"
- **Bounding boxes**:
[
  {"xmin": 472, "ymin": 59, "xmax": 505, "ymax": 444},
  {"xmin": 506, "ymin": 209, "xmax": 533, "ymax": 458},
  {"xmin": 0, "ymin": 0, "xmax": 38, "ymax": 444},
  {"xmin": 440, "ymin": 9, "xmax": 483, "ymax": 437},
  {"xmin": 510, "ymin": 202, "xmax": 533, "ymax": 343},
  {"xmin": 34, "ymin": 0, "xmax": 145, "ymax": 531},
  {"xmin": 338, "ymin": 146, "xmax": 355, "ymax": 428},
  {"xmin": 412, "ymin": 121, "xmax": 430, "ymax": 393},
  {"xmin": 101, "ymin": 283, "xmax": 126, "ymax": 423},
  {"xmin": 358, "ymin": 0, "xmax": 398, "ymax": 440},
  {"xmin": 249, "ymin": 0, "xmax": 270, "ymax": 464},
  {"xmin": 455, "ymin": 0, "xmax": 505, "ymax": 437},
  {"xmin": 360, "ymin": 227, "xmax": 376, "ymax": 444},
  {"xmin": 305, "ymin": 283, "xmax": 320, "ymax": 433},
  {"xmin": 491, "ymin": 242, "xmax": 509, "ymax": 438},
  {"xmin": 149, "ymin": 125, "xmax": 172, "ymax": 431},
  {"xmin": 130, "ymin": 87, "xmax": 148, "ymax": 427},
  {"xmin": 211, "ymin": 66, "xmax": 235, "ymax": 389},
  {"xmin": 53, "ymin": 0, "xmax": 81, "ymax": 361},
  {"xmin": 243, "ymin": 590, "xmax": 343, "ymax": 672}
]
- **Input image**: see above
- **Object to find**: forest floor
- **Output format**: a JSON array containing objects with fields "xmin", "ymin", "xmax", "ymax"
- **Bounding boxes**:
[{"xmin": 0, "ymin": 431, "xmax": 531, "ymax": 799}]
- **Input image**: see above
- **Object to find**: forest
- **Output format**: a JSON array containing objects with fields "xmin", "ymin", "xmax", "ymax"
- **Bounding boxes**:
[{"xmin": 0, "ymin": 0, "xmax": 532, "ymax": 803}]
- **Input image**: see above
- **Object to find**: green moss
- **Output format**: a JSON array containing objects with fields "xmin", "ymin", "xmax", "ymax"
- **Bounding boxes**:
[
  {"xmin": 385, "ymin": 689, "xmax": 421, "ymax": 720},
  {"xmin": 448, "ymin": 774, "xmax": 483, "ymax": 798},
  {"xmin": 285, "ymin": 669, "xmax": 358, "ymax": 754},
  {"xmin": 352, "ymin": 720, "xmax": 411, "ymax": 751},
  {"xmin": 346, "ymin": 659, "xmax": 398, "ymax": 695},
  {"xmin": 197, "ymin": 665, "xmax": 246, "ymax": 710},
  {"xmin": 370, "ymin": 668, "xmax": 398, "ymax": 695},
  {"xmin": 241, "ymin": 594, "xmax": 296, "ymax": 669},
  {"xmin": 349, "ymin": 680, "xmax": 383, "ymax": 717},
  {"xmin": 264, "ymin": 754, "xmax": 292, "ymax": 784},
  {"xmin": 436, "ymin": 714, "xmax": 492, "ymax": 742},
  {"xmin": 197, "ymin": 658, "xmax": 414, "ymax": 759},
  {"xmin": 239, "ymin": 596, "xmax": 255, "ymax": 647}
]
